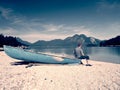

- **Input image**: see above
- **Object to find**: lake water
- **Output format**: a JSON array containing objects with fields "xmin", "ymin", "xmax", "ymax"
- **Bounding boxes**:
[{"xmin": 32, "ymin": 47, "xmax": 120, "ymax": 64}]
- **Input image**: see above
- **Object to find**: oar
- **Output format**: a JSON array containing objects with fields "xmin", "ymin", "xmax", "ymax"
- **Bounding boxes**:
[
  {"xmin": 37, "ymin": 51, "xmax": 78, "ymax": 60},
  {"xmin": 25, "ymin": 49, "xmax": 72, "ymax": 59}
]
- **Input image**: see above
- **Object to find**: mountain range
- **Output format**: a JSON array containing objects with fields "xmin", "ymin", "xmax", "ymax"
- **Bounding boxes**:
[
  {"xmin": 30, "ymin": 34, "xmax": 101, "ymax": 48},
  {"xmin": 1, "ymin": 34, "xmax": 119, "ymax": 48},
  {"xmin": 16, "ymin": 38, "xmax": 32, "ymax": 46}
]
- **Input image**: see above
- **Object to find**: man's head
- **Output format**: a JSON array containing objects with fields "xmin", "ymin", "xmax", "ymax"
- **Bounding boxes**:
[{"xmin": 77, "ymin": 43, "xmax": 82, "ymax": 47}]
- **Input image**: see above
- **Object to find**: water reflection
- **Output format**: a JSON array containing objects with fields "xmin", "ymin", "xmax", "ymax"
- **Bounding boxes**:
[{"xmin": 86, "ymin": 47, "xmax": 120, "ymax": 64}]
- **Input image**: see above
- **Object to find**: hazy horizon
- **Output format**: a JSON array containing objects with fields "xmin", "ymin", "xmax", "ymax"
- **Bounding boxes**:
[{"xmin": 0, "ymin": 0, "xmax": 120, "ymax": 43}]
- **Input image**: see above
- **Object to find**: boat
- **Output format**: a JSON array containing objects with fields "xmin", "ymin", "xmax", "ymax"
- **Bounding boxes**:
[{"xmin": 3, "ymin": 45, "xmax": 80, "ymax": 64}]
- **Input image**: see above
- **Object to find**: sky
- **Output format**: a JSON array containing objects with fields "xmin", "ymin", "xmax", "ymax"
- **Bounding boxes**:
[{"xmin": 0, "ymin": 0, "xmax": 120, "ymax": 42}]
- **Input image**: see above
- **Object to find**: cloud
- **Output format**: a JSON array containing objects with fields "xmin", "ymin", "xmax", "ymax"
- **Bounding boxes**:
[
  {"xmin": 64, "ymin": 25, "xmax": 90, "ymax": 35},
  {"xmin": 0, "ymin": 27, "xmax": 19, "ymax": 35},
  {"xmin": 90, "ymin": 22, "xmax": 120, "ymax": 40},
  {"xmin": 39, "ymin": 24, "xmax": 91, "ymax": 36},
  {"xmin": 19, "ymin": 33, "xmax": 68, "ymax": 42},
  {"xmin": 19, "ymin": 29, "xmax": 91, "ymax": 43},
  {"xmin": 0, "ymin": 6, "xmax": 28, "ymax": 32},
  {"xmin": 98, "ymin": 0, "xmax": 119, "ymax": 8},
  {"xmin": 16, "ymin": 23, "xmax": 92, "ymax": 42},
  {"xmin": 42, "ymin": 24, "xmax": 64, "ymax": 32},
  {"xmin": 96, "ymin": 0, "xmax": 120, "ymax": 14},
  {"xmin": 0, "ymin": 7, "xmax": 13, "ymax": 20},
  {"xmin": 0, "ymin": 7, "xmax": 92, "ymax": 42},
  {"xmin": 1, "ymin": 7, "xmax": 119, "ymax": 43},
  {"xmin": 1, "ymin": 21, "xmax": 92, "ymax": 42}
]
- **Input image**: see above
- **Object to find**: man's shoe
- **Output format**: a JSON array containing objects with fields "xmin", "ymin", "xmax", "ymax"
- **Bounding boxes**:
[{"xmin": 86, "ymin": 64, "xmax": 92, "ymax": 66}]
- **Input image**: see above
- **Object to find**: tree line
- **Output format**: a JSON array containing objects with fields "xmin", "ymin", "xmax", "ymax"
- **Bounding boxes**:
[
  {"xmin": 0, "ymin": 34, "xmax": 23, "ymax": 47},
  {"xmin": 100, "ymin": 36, "xmax": 120, "ymax": 46}
]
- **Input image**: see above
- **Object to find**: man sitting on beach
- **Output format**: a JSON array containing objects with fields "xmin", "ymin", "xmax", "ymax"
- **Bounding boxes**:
[{"xmin": 73, "ymin": 43, "xmax": 90, "ymax": 65}]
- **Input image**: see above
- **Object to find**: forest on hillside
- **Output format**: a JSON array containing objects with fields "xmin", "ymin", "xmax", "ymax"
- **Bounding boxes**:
[
  {"xmin": 100, "ymin": 36, "xmax": 120, "ymax": 46},
  {"xmin": 0, "ymin": 34, "xmax": 23, "ymax": 47}
]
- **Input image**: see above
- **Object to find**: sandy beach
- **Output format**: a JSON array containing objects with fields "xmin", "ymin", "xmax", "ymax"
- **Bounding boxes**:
[{"xmin": 0, "ymin": 51, "xmax": 120, "ymax": 90}]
